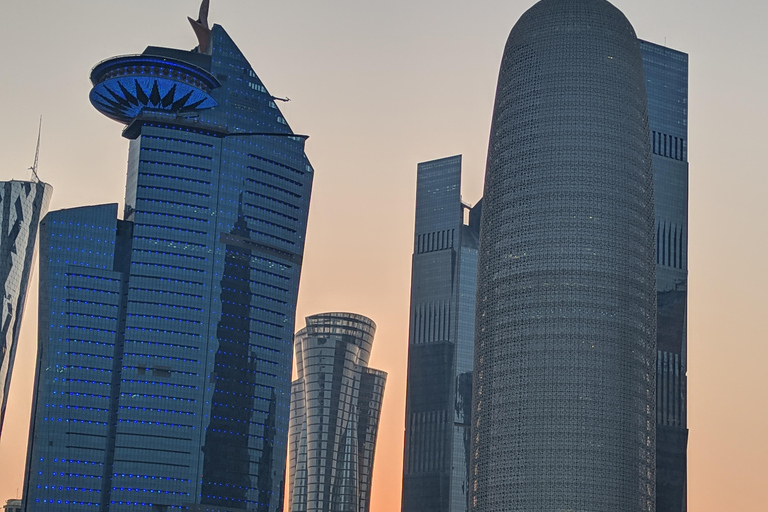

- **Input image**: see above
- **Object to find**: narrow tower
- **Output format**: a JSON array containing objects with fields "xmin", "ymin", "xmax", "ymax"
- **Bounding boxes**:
[
  {"xmin": 471, "ymin": 1, "xmax": 656, "ymax": 510},
  {"xmin": 401, "ymin": 156, "xmax": 480, "ymax": 512},
  {"xmin": 640, "ymin": 40, "xmax": 690, "ymax": 512}
]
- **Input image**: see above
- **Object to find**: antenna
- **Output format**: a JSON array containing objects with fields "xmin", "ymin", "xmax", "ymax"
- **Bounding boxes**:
[{"xmin": 29, "ymin": 116, "xmax": 42, "ymax": 182}]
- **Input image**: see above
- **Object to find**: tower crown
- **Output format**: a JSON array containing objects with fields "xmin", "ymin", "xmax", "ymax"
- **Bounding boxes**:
[{"xmin": 89, "ymin": 53, "xmax": 220, "ymax": 124}]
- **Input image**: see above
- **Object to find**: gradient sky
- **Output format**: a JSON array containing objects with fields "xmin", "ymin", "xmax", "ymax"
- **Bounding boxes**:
[{"xmin": 1, "ymin": 1, "xmax": 767, "ymax": 510}]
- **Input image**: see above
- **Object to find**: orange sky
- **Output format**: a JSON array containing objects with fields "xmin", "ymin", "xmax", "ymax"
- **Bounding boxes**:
[{"xmin": 1, "ymin": 1, "xmax": 767, "ymax": 511}]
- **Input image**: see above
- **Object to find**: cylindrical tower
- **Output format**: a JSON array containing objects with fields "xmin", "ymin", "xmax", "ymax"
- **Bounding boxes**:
[
  {"xmin": 289, "ymin": 313, "xmax": 387, "ymax": 512},
  {"xmin": 471, "ymin": 1, "xmax": 656, "ymax": 511}
]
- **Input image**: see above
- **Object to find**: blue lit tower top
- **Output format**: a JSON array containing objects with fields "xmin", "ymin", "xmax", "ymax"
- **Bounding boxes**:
[
  {"xmin": 23, "ymin": 3, "xmax": 313, "ymax": 512},
  {"xmin": 89, "ymin": 54, "xmax": 221, "ymax": 124}
]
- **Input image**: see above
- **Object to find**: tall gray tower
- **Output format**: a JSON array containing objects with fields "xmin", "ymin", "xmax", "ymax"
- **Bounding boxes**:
[
  {"xmin": 0, "ymin": 180, "xmax": 52, "ymax": 439},
  {"xmin": 471, "ymin": 1, "xmax": 656, "ymax": 511}
]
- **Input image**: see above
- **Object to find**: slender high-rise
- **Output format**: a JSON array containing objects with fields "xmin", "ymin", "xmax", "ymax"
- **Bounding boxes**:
[
  {"xmin": 288, "ymin": 313, "xmax": 387, "ymax": 512},
  {"xmin": 22, "ymin": 5, "xmax": 313, "ymax": 512},
  {"xmin": 0, "ymin": 179, "xmax": 52, "ymax": 439},
  {"xmin": 471, "ymin": 1, "xmax": 656, "ymax": 510},
  {"xmin": 641, "ymin": 40, "xmax": 689, "ymax": 512},
  {"xmin": 400, "ymin": 156, "xmax": 480, "ymax": 512}
]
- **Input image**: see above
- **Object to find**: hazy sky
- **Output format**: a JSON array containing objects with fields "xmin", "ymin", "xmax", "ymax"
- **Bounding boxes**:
[{"xmin": 1, "ymin": 1, "xmax": 767, "ymax": 510}]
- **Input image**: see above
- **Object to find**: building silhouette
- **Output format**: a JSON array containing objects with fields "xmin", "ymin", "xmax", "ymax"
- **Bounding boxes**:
[
  {"xmin": 22, "ymin": 7, "xmax": 313, "ymax": 512},
  {"xmin": 0, "ymin": 180, "xmax": 52, "ymax": 439},
  {"xmin": 400, "ymin": 156, "xmax": 480, "ymax": 512},
  {"xmin": 470, "ymin": 0, "xmax": 657, "ymax": 510},
  {"xmin": 288, "ymin": 313, "xmax": 387, "ymax": 512},
  {"xmin": 641, "ymin": 40, "xmax": 690, "ymax": 512}
]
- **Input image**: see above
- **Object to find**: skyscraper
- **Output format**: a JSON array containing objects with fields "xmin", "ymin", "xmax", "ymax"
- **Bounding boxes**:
[
  {"xmin": 288, "ymin": 313, "xmax": 387, "ymax": 512},
  {"xmin": 471, "ymin": 1, "xmax": 656, "ymax": 510},
  {"xmin": 400, "ymin": 156, "xmax": 480, "ymax": 512},
  {"xmin": 399, "ymin": 34, "xmax": 688, "ymax": 512},
  {"xmin": 0, "ymin": 179, "xmax": 52, "ymax": 439},
  {"xmin": 22, "ymin": 7, "xmax": 313, "ymax": 512},
  {"xmin": 640, "ymin": 40, "xmax": 689, "ymax": 512}
]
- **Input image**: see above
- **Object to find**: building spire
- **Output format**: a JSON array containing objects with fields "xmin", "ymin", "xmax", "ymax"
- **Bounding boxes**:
[
  {"xmin": 188, "ymin": 0, "xmax": 212, "ymax": 54},
  {"xmin": 29, "ymin": 116, "xmax": 42, "ymax": 182}
]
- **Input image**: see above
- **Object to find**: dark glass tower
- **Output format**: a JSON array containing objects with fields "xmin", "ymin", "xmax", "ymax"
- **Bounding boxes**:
[
  {"xmin": 401, "ymin": 156, "xmax": 480, "ymax": 512},
  {"xmin": 0, "ymin": 180, "xmax": 52, "ymax": 439},
  {"xmin": 288, "ymin": 313, "xmax": 387, "ymax": 512},
  {"xmin": 471, "ymin": 1, "xmax": 656, "ymax": 511},
  {"xmin": 640, "ymin": 40, "xmax": 689, "ymax": 512},
  {"xmin": 22, "ymin": 11, "xmax": 313, "ymax": 512}
]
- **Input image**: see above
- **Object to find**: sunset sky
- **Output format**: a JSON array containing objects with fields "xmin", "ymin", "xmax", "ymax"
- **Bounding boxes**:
[{"xmin": 1, "ymin": 1, "xmax": 767, "ymax": 510}]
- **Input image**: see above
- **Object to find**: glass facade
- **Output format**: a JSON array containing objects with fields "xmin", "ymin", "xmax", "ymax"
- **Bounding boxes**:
[
  {"xmin": 400, "ymin": 38, "xmax": 689, "ymax": 512},
  {"xmin": 471, "ymin": 1, "xmax": 657, "ymax": 511},
  {"xmin": 640, "ymin": 39, "xmax": 689, "ymax": 512},
  {"xmin": 401, "ymin": 156, "xmax": 480, "ymax": 512},
  {"xmin": 288, "ymin": 313, "xmax": 386, "ymax": 512},
  {"xmin": 23, "ymin": 21, "xmax": 313, "ymax": 512},
  {"xmin": 0, "ymin": 180, "xmax": 52, "ymax": 439}
]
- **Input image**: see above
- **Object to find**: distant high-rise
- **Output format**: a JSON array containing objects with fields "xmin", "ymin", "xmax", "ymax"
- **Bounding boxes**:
[
  {"xmin": 471, "ymin": 1, "xmax": 656, "ymax": 511},
  {"xmin": 288, "ymin": 313, "xmax": 387, "ymax": 512},
  {"xmin": 0, "ymin": 180, "xmax": 51, "ymax": 439},
  {"xmin": 22, "ymin": 7, "xmax": 313, "ymax": 512},
  {"xmin": 400, "ymin": 156, "xmax": 480, "ymax": 512},
  {"xmin": 640, "ymin": 40, "xmax": 689, "ymax": 512},
  {"xmin": 3, "ymin": 499, "xmax": 22, "ymax": 512}
]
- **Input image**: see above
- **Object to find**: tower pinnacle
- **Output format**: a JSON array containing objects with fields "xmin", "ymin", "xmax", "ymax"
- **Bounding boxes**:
[{"xmin": 188, "ymin": 0, "xmax": 212, "ymax": 54}]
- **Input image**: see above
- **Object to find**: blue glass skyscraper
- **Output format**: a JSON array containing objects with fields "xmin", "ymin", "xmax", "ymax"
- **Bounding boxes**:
[
  {"xmin": 401, "ymin": 156, "xmax": 480, "ymax": 512},
  {"xmin": 640, "ymin": 39, "xmax": 689, "ymax": 512},
  {"xmin": 22, "ymin": 8, "xmax": 313, "ymax": 512}
]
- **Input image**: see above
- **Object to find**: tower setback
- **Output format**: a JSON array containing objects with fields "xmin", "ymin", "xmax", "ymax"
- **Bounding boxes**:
[{"xmin": 401, "ymin": 156, "xmax": 480, "ymax": 512}]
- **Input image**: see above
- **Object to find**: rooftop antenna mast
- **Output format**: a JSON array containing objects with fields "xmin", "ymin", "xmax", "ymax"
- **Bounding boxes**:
[{"xmin": 29, "ymin": 116, "xmax": 42, "ymax": 183}]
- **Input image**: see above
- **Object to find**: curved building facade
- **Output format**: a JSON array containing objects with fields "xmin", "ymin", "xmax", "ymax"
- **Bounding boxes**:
[
  {"xmin": 471, "ymin": 1, "xmax": 656, "ymax": 511},
  {"xmin": 288, "ymin": 313, "xmax": 387, "ymax": 512},
  {"xmin": 0, "ymin": 180, "xmax": 52, "ymax": 439}
]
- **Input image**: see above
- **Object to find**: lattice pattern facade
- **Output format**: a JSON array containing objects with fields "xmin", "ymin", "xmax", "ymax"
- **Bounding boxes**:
[
  {"xmin": 471, "ymin": 1, "xmax": 656, "ymax": 510},
  {"xmin": 288, "ymin": 313, "xmax": 386, "ymax": 512}
]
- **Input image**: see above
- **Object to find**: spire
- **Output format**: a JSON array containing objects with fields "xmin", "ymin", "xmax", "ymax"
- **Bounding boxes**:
[
  {"xmin": 29, "ymin": 116, "xmax": 42, "ymax": 183},
  {"xmin": 188, "ymin": 0, "xmax": 212, "ymax": 54}
]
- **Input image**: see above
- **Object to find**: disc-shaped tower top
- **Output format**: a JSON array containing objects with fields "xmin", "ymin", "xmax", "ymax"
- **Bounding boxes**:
[{"xmin": 89, "ymin": 54, "xmax": 221, "ymax": 124}]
